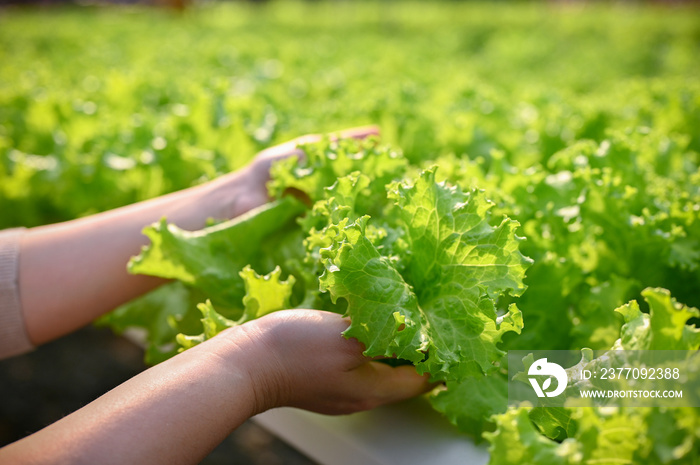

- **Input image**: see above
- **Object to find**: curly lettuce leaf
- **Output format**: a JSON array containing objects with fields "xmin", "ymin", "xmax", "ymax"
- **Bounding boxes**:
[
  {"xmin": 429, "ymin": 373, "xmax": 509, "ymax": 437},
  {"xmin": 128, "ymin": 197, "xmax": 305, "ymax": 311},
  {"xmin": 572, "ymin": 407, "xmax": 645, "ymax": 465},
  {"xmin": 486, "ymin": 407, "xmax": 649, "ymax": 465},
  {"xmin": 176, "ymin": 300, "xmax": 233, "ymax": 350},
  {"xmin": 319, "ymin": 216, "xmax": 429, "ymax": 365},
  {"xmin": 614, "ymin": 287, "xmax": 700, "ymax": 351},
  {"xmin": 647, "ymin": 408, "xmax": 700, "ymax": 463},
  {"xmin": 177, "ymin": 265, "xmax": 296, "ymax": 350},
  {"xmin": 302, "ymin": 171, "xmax": 373, "ymax": 254},
  {"xmin": 97, "ymin": 281, "xmax": 206, "ymax": 364},
  {"xmin": 485, "ymin": 407, "xmax": 582, "ymax": 465},
  {"xmin": 490, "ymin": 288, "xmax": 700, "ymax": 465},
  {"xmin": 238, "ymin": 265, "xmax": 296, "ymax": 324},
  {"xmin": 268, "ymin": 136, "xmax": 407, "ymax": 206},
  {"xmin": 388, "ymin": 167, "xmax": 530, "ymax": 299},
  {"xmin": 320, "ymin": 168, "xmax": 531, "ymax": 379}
]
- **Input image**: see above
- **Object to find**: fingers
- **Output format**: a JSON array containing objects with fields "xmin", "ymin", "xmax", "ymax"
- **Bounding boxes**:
[
  {"xmin": 372, "ymin": 363, "xmax": 434, "ymax": 399},
  {"xmin": 253, "ymin": 309, "xmax": 432, "ymax": 414},
  {"xmin": 332, "ymin": 125, "xmax": 381, "ymax": 141},
  {"xmin": 350, "ymin": 362, "xmax": 433, "ymax": 409},
  {"xmin": 254, "ymin": 125, "xmax": 381, "ymax": 170},
  {"xmin": 292, "ymin": 125, "xmax": 381, "ymax": 146}
]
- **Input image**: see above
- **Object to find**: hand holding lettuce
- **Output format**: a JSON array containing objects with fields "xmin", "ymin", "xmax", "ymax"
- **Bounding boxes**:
[{"xmin": 108, "ymin": 136, "xmax": 699, "ymax": 464}]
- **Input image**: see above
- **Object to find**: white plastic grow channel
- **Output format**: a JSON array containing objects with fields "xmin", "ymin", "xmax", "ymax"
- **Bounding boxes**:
[{"xmin": 253, "ymin": 397, "xmax": 489, "ymax": 465}]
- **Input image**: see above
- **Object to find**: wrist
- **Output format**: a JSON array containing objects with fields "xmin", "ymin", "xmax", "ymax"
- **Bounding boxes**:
[{"xmin": 213, "ymin": 322, "xmax": 292, "ymax": 415}]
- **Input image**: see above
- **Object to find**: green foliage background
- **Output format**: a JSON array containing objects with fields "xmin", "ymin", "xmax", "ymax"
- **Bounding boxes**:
[{"xmin": 2, "ymin": 1, "xmax": 698, "ymax": 227}]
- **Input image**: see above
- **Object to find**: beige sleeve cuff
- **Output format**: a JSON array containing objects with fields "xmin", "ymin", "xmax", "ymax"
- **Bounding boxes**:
[{"xmin": 0, "ymin": 228, "xmax": 34, "ymax": 359}]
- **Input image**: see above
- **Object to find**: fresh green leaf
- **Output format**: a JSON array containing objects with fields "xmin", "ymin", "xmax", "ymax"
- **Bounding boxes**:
[
  {"xmin": 238, "ymin": 265, "xmax": 296, "ymax": 324},
  {"xmin": 128, "ymin": 197, "xmax": 305, "ymax": 311},
  {"xmin": 320, "ymin": 168, "xmax": 531, "ymax": 379}
]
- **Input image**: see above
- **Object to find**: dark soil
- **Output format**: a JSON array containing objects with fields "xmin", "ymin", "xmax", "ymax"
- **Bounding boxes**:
[{"xmin": 0, "ymin": 325, "xmax": 316, "ymax": 464}]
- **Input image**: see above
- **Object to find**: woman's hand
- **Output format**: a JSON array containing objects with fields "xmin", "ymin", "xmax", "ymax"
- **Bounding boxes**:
[
  {"xmin": 207, "ymin": 125, "xmax": 380, "ymax": 219},
  {"xmin": 0, "ymin": 309, "xmax": 431, "ymax": 465},
  {"xmin": 229, "ymin": 309, "xmax": 433, "ymax": 415},
  {"xmin": 19, "ymin": 126, "xmax": 379, "ymax": 347}
]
